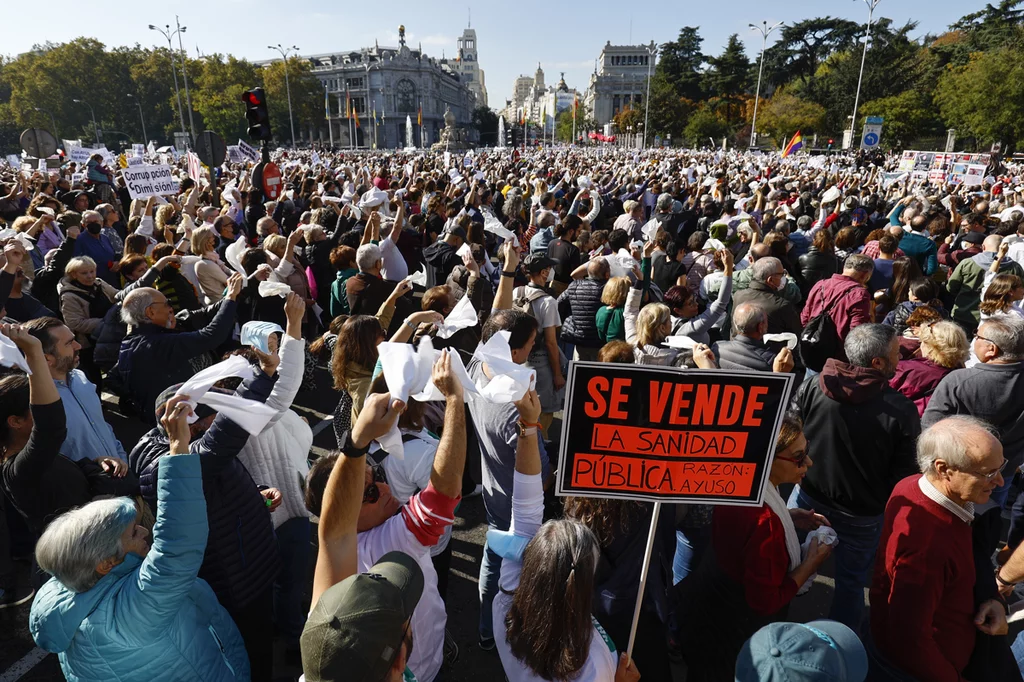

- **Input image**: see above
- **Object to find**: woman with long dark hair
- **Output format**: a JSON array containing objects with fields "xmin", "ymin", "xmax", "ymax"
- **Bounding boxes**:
[{"xmin": 492, "ymin": 390, "xmax": 640, "ymax": 682}]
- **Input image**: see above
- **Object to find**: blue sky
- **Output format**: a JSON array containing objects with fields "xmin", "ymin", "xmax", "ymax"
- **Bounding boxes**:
[{"xmin": 7, "ymin": 0, "xmax": 983, "ymax": 107}]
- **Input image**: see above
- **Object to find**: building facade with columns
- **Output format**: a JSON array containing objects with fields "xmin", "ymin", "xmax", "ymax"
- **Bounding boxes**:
[
  {"xmin": 585, "ymin": 42, "xmax": 657, "ymax": 127},
  {"xmin": 504, "ymin": 65, "xmax": 580, "ymax": 135},
  {"xmin": 280, "ymin": 26, "xmax": 474, "ymax": 148},
  {"xmin": 453, "ymin": 26, "xmax": 488, "ymax": 108}
]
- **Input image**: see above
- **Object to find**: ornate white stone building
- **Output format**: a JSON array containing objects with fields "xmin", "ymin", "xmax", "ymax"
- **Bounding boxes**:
[
  {"xmin": 504, "ymin": 65, "xmax": 580, "ymax": 136},
  {"xmin": 272, "ymin": 26, "xmax": 475, "ymax": 148},
  {"xmin": 453, "ymin": 26, "xmax": 488, "ymax": 108},
  {"xmin": 585, "ymin": 41, "xmax": 657, "ymax": 127}
]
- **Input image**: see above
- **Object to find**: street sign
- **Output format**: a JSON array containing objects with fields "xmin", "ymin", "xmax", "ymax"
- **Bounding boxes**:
[
  {"xmin": 20, "ymin": 128, "xmax": 58, "ymax": 159},
  {"xmin": 262, "ymin": 161, "xmax": 282, "ymax": 199},
  {"xmin": 861, "ymin": 116, "xmax": 883, "ymax": 150},
  {"xmin": 194, "ymin": 130, "xmax": 227, "ymax": 168},
  {"xmin": 555, "ymin": 362, "xmax": 794, "ymax": 506}
]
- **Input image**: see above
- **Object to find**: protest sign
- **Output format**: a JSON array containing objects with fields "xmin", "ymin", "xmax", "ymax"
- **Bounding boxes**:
[
  {"xmin": 69, "ymin": 147, "xmax": 95, "ymax": 164},
  {"xmin": 964, "ymin": 164, "xmax": 987, "ymax": 187},
  {"xmin": 122, "ymin": 164, "xmax": 177, "ymax": 199},
  {"xmin": 132, "ymin": 144, "xmax": 145, "ymax": 158},
  {"xmin": 5, "ymin": 155, "xmax": 20, "ymax": 168},
  {"xmin": 555, "ymin": 362, "xmax": 794, "ymax": 506},
  {"xmin": 126, "ymin": 155, "xmax": 144, "ymax": 167},
  {"xmin": 227, "ymin": 146, "xmax": 244, "ymax": 163},
  {"xmin": 237, "ymin": 139, "xmax": 260, "ymax": 163},
  {"xmin": 187, "ymin": 152, "xmax": 202, "ymax": 183}
]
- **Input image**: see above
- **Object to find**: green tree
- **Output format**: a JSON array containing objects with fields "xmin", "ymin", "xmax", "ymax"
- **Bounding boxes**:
[
  {"xmin": 934, "ymin": 46, "xmax": 1024, "ymax": 152},
  {"xmin": 755, "ymin": 90, "xmax": 826, "ymax": 145},
  {"xmin": 130, "ymin": 48, "xmax": 188, "ymax": 144},
  {"xmin": 657, "ymin": 27, "xmax": 706, "ymax": 101},
  {"xmin": 555, "ymin": 102, "xmax": 593, "ymax": 143},
  {"xmin": 682, "ymin": 105, "xmax": 729, "ymax": 147},
  {"xmin": 262, "ymin": 57, "xmax": 323, "ymax": 145},
  {"xmin": 189, "ymin": 54, "xmax": 260, "ymax": 142},
  {"xmin": 646, "ymin": 73, "xmax": 695, "ymax": 140},
  {"xmin": 472, "ymin": 106, "xmax": 499, "ymax": 145},
  {"xmin": 762, "ymin": 17, "xmax": 862, "ymax": 97},
  {"xmin": 859, "ymin": 90, "xmax": 938, "ymax": 148},
  {"xmin": 705, "ymin": 34, "xmax": 751, "ymax": 125}
]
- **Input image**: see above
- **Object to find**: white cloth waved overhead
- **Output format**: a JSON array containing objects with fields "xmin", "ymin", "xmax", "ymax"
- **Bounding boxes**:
[{"xmin": 174, "ymin": 355, "xmax": 277, "ymax": 435}]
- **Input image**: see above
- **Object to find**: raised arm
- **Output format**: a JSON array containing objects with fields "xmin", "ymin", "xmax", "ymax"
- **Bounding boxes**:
[
  {"xmin": 493, "ymin": 241, "xmax": 520, "ymax": 311},
  {"xmin": 427, "ymin": 351, "xmax": 467, "ymax": 498},
  {"xmin": 311, "ymin": 392, "xmax": 404, "ymax": 609}
]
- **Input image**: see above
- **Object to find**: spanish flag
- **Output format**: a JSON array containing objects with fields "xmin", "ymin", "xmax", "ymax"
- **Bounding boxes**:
[
  {"xmin": 573, "ymin": 95, "xmax": 578, "ymax": 113},
  {"xmin": 346, "ymin": 92, "xmax": 352, "ymax": 119},
  {"xmin": 782, "ymin": 131, "xmax": 803, "ymax": 158},
  {"xmin": 417, "ymin": 105, "xmax": 422, "ymax": 127}
]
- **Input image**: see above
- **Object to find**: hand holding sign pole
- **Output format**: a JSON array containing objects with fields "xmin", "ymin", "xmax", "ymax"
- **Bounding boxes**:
[{"xmin": 555, "ymin": 362, "xmax": 795, "ymax": 661}]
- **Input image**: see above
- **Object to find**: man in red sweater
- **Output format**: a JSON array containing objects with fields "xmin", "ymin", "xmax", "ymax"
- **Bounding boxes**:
[
  {"xmin": 870, "ymin": 416, "xmax": 1008, "ymax": 682},
  {"xmin": 800, "ymin": 254, "xmax": 873, "ymax": 355}
]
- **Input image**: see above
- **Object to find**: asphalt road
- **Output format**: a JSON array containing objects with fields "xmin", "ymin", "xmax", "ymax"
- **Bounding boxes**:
[{"xmin": 2, "ymin": 365, "xmax": 1020, "ymax": 681}]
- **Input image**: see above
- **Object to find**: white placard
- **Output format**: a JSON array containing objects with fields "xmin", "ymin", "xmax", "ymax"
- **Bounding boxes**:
[
  {"xmin": 237, "ymin": 139, "xmax": 260, "ymax": 163},
  {"xmin": 132, "ymin": 144, "xmax": 145, "ymax": 158},
  {"xmin": 122, "ymin": 164, "xmax": 178, "ymax": 199},
  {"xmin": 126, "ymin": 155, "xmax": 144, "ymax": 167},
  {"xmin": 69, "ymin": 147, "xmax": 95, "ymax": 164}
]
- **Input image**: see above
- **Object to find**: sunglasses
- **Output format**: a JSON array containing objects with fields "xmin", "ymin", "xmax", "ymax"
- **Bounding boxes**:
[
  {"xmin": 776, "ymin": 451, "xmax": 809, "ymax": 468},
  {"xmin": 363, "ymin": 463, "xmax": 388, "ymax": 504}
]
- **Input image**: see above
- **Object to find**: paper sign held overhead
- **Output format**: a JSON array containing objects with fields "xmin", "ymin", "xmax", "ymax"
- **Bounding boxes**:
[
  {"xmin": 555, "ymin": 363, "xmax": 794, "ymax": 506},
  {"xmin": 122, "ymin": 164, "xmax": 177, "ymax": 199}
]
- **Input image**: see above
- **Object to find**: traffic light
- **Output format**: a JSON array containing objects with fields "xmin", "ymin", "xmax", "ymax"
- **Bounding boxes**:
[
  {"xmin": 242, "ymin": 87, "xmax": 271, "ymax": 141},
  {"xmin": 827, "ymin": 139, "xmax": 834, "ymax": 151}
]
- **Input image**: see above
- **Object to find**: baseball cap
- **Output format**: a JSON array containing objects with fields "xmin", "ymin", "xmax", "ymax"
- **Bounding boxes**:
[
  {"xmin": 445, "ymin": 225, "xmax": 468, "ymax": 241},
  {"xmin": 735, "ymin": 620, "xmax": 868, "ymax": 682},
  {"xmin": 962, "ymin": 231, "xmax": 985, "ymax": 245},
  {"xmin": 523, "ymin": 253, "xmax": 557, "ymax": 274},
  {"xmin": 301, "ymin": 551, "xmax": 424, "ymax": 682}
]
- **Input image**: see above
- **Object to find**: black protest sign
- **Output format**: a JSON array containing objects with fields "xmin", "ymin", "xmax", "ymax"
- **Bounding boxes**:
[{"xmin": 555, "ymin": 362, "xmax": 794, "ymax": 506}]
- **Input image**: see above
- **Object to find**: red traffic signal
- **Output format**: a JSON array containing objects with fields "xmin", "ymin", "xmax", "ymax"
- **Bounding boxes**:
[{"xmin": 242, "ymin": 87, "xmax": 271, "ymax": 141}]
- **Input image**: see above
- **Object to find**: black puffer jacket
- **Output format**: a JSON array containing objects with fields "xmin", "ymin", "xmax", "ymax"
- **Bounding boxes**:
[
  {"xmin": 558, "ymin": 277, "xmax": 606, "ymax": 348},
  {"xmin": 797, "ymin": 247, "xmax": 840, "ymax": 297},
  {"xmin": 128, "ymin": 370, "xmax": 280, "ymax": 614}
]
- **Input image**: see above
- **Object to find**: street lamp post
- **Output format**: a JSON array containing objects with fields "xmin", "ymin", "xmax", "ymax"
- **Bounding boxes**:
[
  {"xmin": 72, "ymin": 99, "xmax": 99, "ymax": 145},
  {"xmin": 749, "ymin": 20, "xmax": 784, "ymax": 149},
  {"xmin": 849, "ymin": 0, "xmax": 882, "ymax": 150},
  {"xmin": 126, "ymin": 94, "xmax": 148, "ymax": 146},
  {"xmin": 175, "ymin": 17, "xmax": 196, "ymax": 143},
  {"xmin": 643, "ymin": 41, "xmax": 657, "ymax": 148},
  {"xmin": 33, "ymin": 107, "xmax": 58, "ymax": 141},
  {"xmin": 148, "ymin": 23, "xmax": 188, "ymax": 142},
  {"xmin": 269, "ymin": 44, "xmax": 301, "ymax": 148}
]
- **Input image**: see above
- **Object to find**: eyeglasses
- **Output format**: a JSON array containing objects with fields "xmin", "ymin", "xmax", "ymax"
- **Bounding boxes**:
[
  {"xmin": 363, "ymin": 464, "xmax": 388, "ymax": 504},
  {"xmin": 975, "ymin": 335, "xmax": 998, "ymax": 347},
  {"xmin": 959, "ymin": 460, "xmax": 1008, "ymax": 481},
  {"xmin": 776, "ymin": 451, "xmax": 809, "ymax": 468}
]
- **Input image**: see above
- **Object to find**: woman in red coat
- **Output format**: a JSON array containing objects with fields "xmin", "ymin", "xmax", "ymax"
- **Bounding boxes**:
[
  {"xmin": 890, "ymin": 320, "xmax": 968, "ymax": 416},
  {"xmin": 678, "ymin": 415, "xmax": 834, "ymax": 681}
]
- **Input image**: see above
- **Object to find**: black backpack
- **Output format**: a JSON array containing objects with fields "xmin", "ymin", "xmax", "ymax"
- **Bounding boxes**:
[{"xmin": 799, "ymin": 295, "xmax": 842, "ymax": 372}]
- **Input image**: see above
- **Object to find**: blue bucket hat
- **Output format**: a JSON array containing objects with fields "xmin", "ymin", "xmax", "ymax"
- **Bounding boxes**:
[{"xmin": 735, "ymin": 620, "xmax": 868, "ymax": 682}]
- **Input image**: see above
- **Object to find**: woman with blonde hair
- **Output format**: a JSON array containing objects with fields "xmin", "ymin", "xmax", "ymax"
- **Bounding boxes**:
[
  {"xmin": 58, "ymin": 256, "xmax": 117, "ymax": 386},
  {"xmin": 191, "ymin": 226, "xmax": 232, "ymax": 304},
  {"xmin": 890, "ymin": 320, "xmax": 969, "ymax": 416},
  {"xmin": 596, "ymin": 276, "xmax": 630, "ymax": 343}
]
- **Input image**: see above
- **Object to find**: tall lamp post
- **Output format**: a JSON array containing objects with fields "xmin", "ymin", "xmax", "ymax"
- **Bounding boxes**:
[
  {"xmin": 643, "ymin": 41, "xmax": 657, "ymax": 148},
  {"xmin": 849, "ymin": 0, "xmax": 882, "ymax": 150},
  {"xmin": 269, "ymin": 44, "xmax": 301, "ymax": 147},
  {"xmin": 175, "ymin": 17, "xmax": 196, "ymax": 143},
  {"xmin": 72, "ymin": 99, "xmax": 99, "ymax": 145},
  {"xmin": 148, "ymin": 23, "xmax": 188, "ymax": 142},
  {"xmin": 749, "ymin": 20, "xmax": 783, "ymax": 149},
  {"xmin": 33, "ymin": 107, "xmax": 58, "ymax": 141},
  {"xmin": 126, "ymin": 94, "xmax": 148, "ymax": 146}
]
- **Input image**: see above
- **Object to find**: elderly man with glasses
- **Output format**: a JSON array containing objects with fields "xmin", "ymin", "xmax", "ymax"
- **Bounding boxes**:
[{"xmin": 869, "ymin": 416, "xmax": 1016, "ymax": 682}]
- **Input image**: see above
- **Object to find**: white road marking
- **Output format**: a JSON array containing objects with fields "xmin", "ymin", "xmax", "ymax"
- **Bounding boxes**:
[{"xmin": 0, "ymin": 647, "xmax": 49, "ymax": 682}]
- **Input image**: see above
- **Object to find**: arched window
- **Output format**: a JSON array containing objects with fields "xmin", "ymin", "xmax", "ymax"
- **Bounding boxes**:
[{"xmin": 396, "ymin": 79, "xmax": 417, "ymax": 113}]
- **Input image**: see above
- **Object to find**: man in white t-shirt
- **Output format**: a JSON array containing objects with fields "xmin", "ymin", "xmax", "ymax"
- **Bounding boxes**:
[
  {"xmin": 364, "ymin": 201, "xmax": 409, "ymax": 283},
  {"xmin": 303, "ymin": 353, "xmax": 466, "ymax": 682},
  {"xmin": 513, "ymin": 254, "xmax": 564, "ymax": 437}
]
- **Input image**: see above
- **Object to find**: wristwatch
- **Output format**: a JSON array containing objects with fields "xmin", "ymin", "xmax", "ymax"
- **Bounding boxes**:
[
  {"xmin": 516, "ymin": 420, "xmax": 541, "ymax": 438},
  {"xmin": 501, "ymin": 270, "xmax": 516, "ymax": 278},
  {"xmin": 996, "ymin": 568, "xmax": 1017, "ymax": 588},
  {"xmin": 337, "ymin": 429, "xmax": 370, "ymax": 458}
]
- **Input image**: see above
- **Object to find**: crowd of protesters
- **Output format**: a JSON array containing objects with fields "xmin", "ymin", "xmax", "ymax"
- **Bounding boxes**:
[{"xmin": 2, "ymin": 140, "xmax": 1024, "ymax": 682}]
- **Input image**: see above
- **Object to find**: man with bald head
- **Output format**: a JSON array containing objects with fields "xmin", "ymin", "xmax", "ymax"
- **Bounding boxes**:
[
  {"xmin": 947, "ymin": 233, "xmax": 1024, "ymax": 333},
  {"xmin": 557, "ymin": 256, "xmax": 609, "ymax": 361},
  {"xmin": 712, "ymin": 302, "xmax": 791, "ymax": 372},
  {"xmin": 116, "ymin": 274, "xmax": 243, "ymax": 423},
  {"xmin": 870, "ymin": 416, "xmax": 1011, "ymax": 682}
]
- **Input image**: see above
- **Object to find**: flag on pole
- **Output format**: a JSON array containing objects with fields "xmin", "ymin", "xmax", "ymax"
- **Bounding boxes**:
[
  {"xmin": 417, "ymin": 105, "xmax": 422, "ymax": 127},
  {"xmin": 574, "ymin": 95, "xmax": 579, "ymax": 113},
  {"xmin": 346, "ymin": 92, "xmax": 352, "ymax": 119},
  {"xmin": 782, "ymin": 131, "xmax": 803, "ymax": 158},
  {"xmin": 354, "ymin": 107, "xmax": 360, "ymax": 128},
  {"xmin": 324, "ymin": 87, "xmax": 330, "ymax": 120},
  {"xmin": 540, "ymin": 106, "xmax": 546, "ymax": 128}
]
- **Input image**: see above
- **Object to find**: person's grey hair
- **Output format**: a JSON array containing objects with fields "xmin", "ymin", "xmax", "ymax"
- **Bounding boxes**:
[
  {"xmin": 656, "ymin": 193, "xmax": 673, "ymax": 211},
  {"xmin": 356, "ymin": 243, "xmax": 383, "ymax": 273},
  {"xmin": 917, "ymin": 416, "xmax": 998, "ymax": 477},
  {"xmin": 844, "ymin": 253, "xmax": 874, "ymax": 275},
  {"xmin": 537, "ymin": 210, "xmax": 556, "ymax": 229},
  {"xmin": 588, "ymin": 258, "xmax": 610, "ymax": 280},
  {"xmin": 120, "ymin": 287, "xmax": 159, "ymax": 326},
  {"xmin": 732, "ymin": 302, "xmax": 767, "ymax": 337},
  {"xmin": 844, "ymin": 323, "xmax": 896, "ymax": 368},
  {"xmin": 980, "ymin": 315, "xmax": 1024, "ymax": 361},
  {"xmin": 751, "ymin": 257, "xmax": 782, "ymax": 283},
  {"xmin": 796, "ymin": 215, "xmax": 813, "ymax": 231},
  {"xmin": 35, "ymin": 497, "xmax": 138, "ymax": 593},
  {"xmin": 736, "ymin": 223, "xmax": 754, "ymax": 240},
  {"xmin": 256, "ymin": 216, "xmax": 276, "ymax": 236}
]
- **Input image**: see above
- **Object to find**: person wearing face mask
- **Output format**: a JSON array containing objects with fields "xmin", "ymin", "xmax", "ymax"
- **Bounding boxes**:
[
  {"xmin": 733, "ymin": 256, "xmax": 803, "ymax": 336},
  {"xmin": 800, "ymin": 254, "xmax": 874, "ymax": 361},
  {"xmin": 513, "ymin": 253, "xmax": 565, "ymax": 438},
  {"xmin": 788, "ymin": 323, "xmax": 921, "ymax": 633},
  {"xmin": 73, "ymin": 210, "xmax": 118, "ymax": 286}
]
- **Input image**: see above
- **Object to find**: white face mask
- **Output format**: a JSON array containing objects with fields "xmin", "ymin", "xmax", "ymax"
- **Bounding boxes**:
[
  {"xmin": 546, "ymin": 267, "xmax": 555, "ymax": 284},
  {"xmin": 776, "ymin": 274, "xmax": 789, "ymax": 291},
  {"xmin": 960, "ymin": 241, "xmax": 973, "ymax": 252}
]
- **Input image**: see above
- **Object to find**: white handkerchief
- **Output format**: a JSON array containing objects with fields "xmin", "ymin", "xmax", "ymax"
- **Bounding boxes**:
[
  {"xmin": 456, "ymin": 242, "xmax": 473, "ymax": 259},
  {"xmin": 664, "ymin": 335, "xmax": 697, "ymax": 350},
  {"xmin": 641, "ymin": 219, "xmax": 659, "ymax": 242},
  {"xmin": 225, "ymin": 235, "xmax": 248, "ymax": 277},
  {"xmin": 408, "ymin": 268, "xmax": 427, "ymax": 287},
  {"xmin": 483, "ymin": 213, "xmax": 517, "ymax": 244},
  {"xmin": 174, "ymin": 355, "xmax": 277, "ymax": 434},
  {"xmin": 436, "ymin": 296, "xmax": 477, "ymax": 339},
  {"xmin": 410, "ymin": 348, "xmax": 479, "ymax": 403},
  {"xmin": 377, "ymin": 337, "xmax": 436, "ymax": 405},
  {"xmin": 473, "ymin": 331, "xmax": 535, "ymax": 401},
  {"xmin": 258, "ymin": 280, "xmax": 293, "ymax": 298},
  {"xmin": 605, "ymin": 253, "xmax": 636, "ymax": 279},
  {"xmin": 0, "ymin": 334, "xmax": 31, "ymax": 375},
  {"xmin": 763, "ymin": 333, "xmax": 798, "ymax": 350}
]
